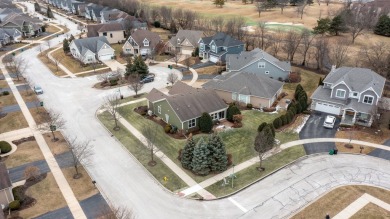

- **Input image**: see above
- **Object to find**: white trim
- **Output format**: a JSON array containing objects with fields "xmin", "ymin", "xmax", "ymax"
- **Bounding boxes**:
[
  {"xmin": 362, "ymin": 95, "xmax": 374, "ymax": 105},
  {"xmin": 235, "ymin": 57, "xmax": 289, "ymax": 72},
  {"xmin": 360, "ymin": 87, "xmax": 380, "ymax": 99},
  {"xmin": 157, "ymin": 105, "xmax": 161, "ymax": 114},
  {"xmin": 335, "ymin": 89, "xmax": 346, "ymax": 98},
  {"xmin": 331, "ymin": 81, "xmax": 352, "ymax": 92}
]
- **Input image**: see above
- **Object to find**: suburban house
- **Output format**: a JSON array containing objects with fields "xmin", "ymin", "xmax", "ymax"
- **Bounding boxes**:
[
  {"xmin": 69, "ymin": 36, "xmax": 114, "ymax": 64},
  {"xmin": 311, "ymin": 66, "xmax": 386, "ymax": 127},
  {"xmin": 0, "ymin": 28, "xmax": 22, "ymax": 45},
  {"xmin": 100, "ymin": 9, "xmax": 120, "ymax": 23},
  {"xmin": 76, "ymin": 3, "xmax": 88, "ymax": 17},
  {"xmin": 146, "ymin": 81, "xmax": 228, "ymax": 132},
  {"xmin": 226, "ymin": 48, "xmax": 291, "ymax": 81},
  {"xmin": 84, "ymin": 3, "xmax": 99, "ymax": 20},
  {"xmin": 122, "ymin": 29, "xmax": 161, "ymax": 56},
  {"xmin": 70, "ymin": 2, "xmax": 85, "ymax": 15},
  {"xmin": 0, "ymin": 162, "xmax": 14, "ymax": 208},
  {"xmin": 0, "ymin": 13, "xmax": 43, "ymax": 37},
  {"xmin": 165, "ymin": 30, "xmax": 204, "ymax": 56},
  {"xmin": 87, "ymin": 23, "xmax": 126, "ymax": 44},
  {"xmin": 203, "ymin": 72, "xmax": 284, "ymax": 108},
  {"xmin": 91, "ymin": 6, "xmax": 111, "ymax": 22},
  {"xmin": 198, "ymin": 32, "xmax": 244, "ymax": 63}
]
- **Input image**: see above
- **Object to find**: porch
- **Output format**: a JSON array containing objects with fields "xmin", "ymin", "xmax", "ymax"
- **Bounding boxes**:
[{"xmin": 340, "ymin": 109, "xmax": 372, "ymax": 127}]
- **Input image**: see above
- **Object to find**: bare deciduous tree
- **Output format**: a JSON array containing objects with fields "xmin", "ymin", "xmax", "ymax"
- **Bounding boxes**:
[
  {"xmin": 269, "ymin": 29, "xmax": 284, "ymax": 57},
  {"xmin": 141, "ymin": 123, "xmax": 159, "ymax": 166},
  {"xmin": 329, "ymin": 38, "xmax": 350, "ymax": 68},
  {"xmin": 53, "ymin": 56, "xmax": 63, "ymax": 71},
  {"xmin": 360, "ymin": 42, "xmax": 390, "ymax": 77},
  {"xmin": 24, "ymin": 166, "xmax": 41, "ymax": 181},
  {"xmin": 183, "ymin": 57, "xmax": 191, "ymax": 69},
  {"xmin": 98, "ymin": 205, "xmax": 135, "ymax": 219},
  {"xmin": 276, "ymin": 0, "xmax": 289, "ymax": 14},
  {"xmin": 40, "ymin": 109, "xmax": 66, "ymax": 141},
  {"xmin": 284, "ymin": 29, "xmax": 304, "ymax": 62},
  {"xmin": 300, "ymin": 29, "xmax": 316, "ymax": 66},
  {"xmin": 7, "ymin": 56, "xmax": 28, "ymax": 81},
  {"xmin": 296, "ymin": 0, "xmax": 308, "ymax": 19},
  {"xmin": 96, "ymin": 72, "xmax": 111, "ymax": 83},
  {"xmin": 128, "ymin": 74, "xmax": 144, "ymax": 97},
  {"xmin": 104, "ymin": 93, "xmax": 122, "ymax": 131},
  {"xmin": 313, "ymin": 37, "xmax": 329, "ymax": 71},
  {"xmin": 343, "ymin": 5, "xmax": 378, "ymax": 43},
  {"xmin": 256, "ymin": 22, "xmax": 268, "ymax": 50},
  {"xmin": 172, "ymin": 49, "xmax": 180, "ymax": 66},
  {"xmin": 211, "ymin": 17, "xmax": 224, "ymax": 32},
  {"xmin": 167, "ymin": 72, "xmax": 178, "ymax": 85},
  {"xmin": 64, "ymin": 135, "xmax": 94, "ymax": 178}
]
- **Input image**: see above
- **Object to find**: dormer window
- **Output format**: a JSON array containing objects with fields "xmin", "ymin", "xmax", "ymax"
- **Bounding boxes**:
[
  {"xmin": 336, "ymin": 89, "xmax": 346, "ymax": 98},
  {"xmin": 363, "ymin": 95, "xmax": 374, "ymax": 105},
  {"xmin": 211, "ymin": 45, "xmax": 216, "ymax": 52},
  {"xmin": 177, "ymin": 38, "xmax": 180, "ymax": 45},
  {"xmin": 352, "ymin": 92, "xmax": 358, "ymax": 97},
  {"xmin": 143, "ymin": 38, "xmax": 149, "ymax": 47}
]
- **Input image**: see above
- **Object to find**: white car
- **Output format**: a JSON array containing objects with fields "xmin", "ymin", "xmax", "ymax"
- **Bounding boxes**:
[
  {"xmin": 34, "ymin": 85, "xmax": 43, "ymax": 95},
  {"xmin": 323, "ymin": 115, "xmax": 336, "ymax": 128}
]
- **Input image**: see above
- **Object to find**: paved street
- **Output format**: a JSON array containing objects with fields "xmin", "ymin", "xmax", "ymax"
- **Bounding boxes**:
[
  {"xmin": 369, "ymin": 139, "xmax": 390, "ymax": 160},
  {"xmin": 2, "ymin": 101, "xmax": 41, "ymax": 113},
  {"xmin": 299, "ymin": 112, "xmax": 340, "ymax": 154}
]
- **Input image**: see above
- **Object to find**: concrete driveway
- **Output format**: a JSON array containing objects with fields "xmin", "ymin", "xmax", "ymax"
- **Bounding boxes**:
[{"xmin": 299, "ymin": 112, "xmax": 340, "ymax": 154}]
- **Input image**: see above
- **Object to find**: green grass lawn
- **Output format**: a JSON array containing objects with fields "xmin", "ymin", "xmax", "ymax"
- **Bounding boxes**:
[
  {"xmin": 51, "ymin": 49, "xmax": 108, "ymax": 73},
  {"xmin": 284, "ymin": 67, "xmax": 322, "ymax": 98},
  {"xmin": 118, "ymin": 101, "xmax": 299, "ymax": 183},
  {"xmin": 111, "ymin": 44, "xmax": 127, "ymax": 64},
  {"xmin": 206, "ymin": 145, "xmax": 306, "ymax": 198},
  {"xmin": 98, "ymin": 111, "xmax": 187, "ymax": 192}
]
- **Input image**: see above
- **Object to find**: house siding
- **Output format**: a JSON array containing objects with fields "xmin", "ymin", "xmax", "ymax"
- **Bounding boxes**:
[
  {"xmin": 98, "ymin": 31, "xmax": 126, "ymax": 44},
  {"xmin": 220, "ymin": 45, "xmax": 244, "ymax": 62},
  {"xmin": 236, "ymin": 59, "xmax": 289, "ymax": 80},
  {"xmin": 122, "ymin": 42, "xmax": 138, "ymax": 55},
  {"xmin": 0, "ymin": 188, "xmax": 14, "ymax": 207},
  {"xmin": 214, "ymin": 89, "xmax": 271, "ymax": 108},
  {"xmin": 150, "ymin": 100, "xmax": 182, "ymax": 129},
  {"xmin": 331, "ymin": 84, "xmax": 350, "ymax": 100}
]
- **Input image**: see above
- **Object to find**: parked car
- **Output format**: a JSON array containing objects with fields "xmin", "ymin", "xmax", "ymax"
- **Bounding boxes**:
[
  {"xmin": 140, "ymin": 76, "xmax": 154, "ymax": 83},
  {"xmin": 323, "ymin": 115, "xmax": 336, "ymax": 128},
  {"xmin": 34, "ymin": 85, "xmax": 43, "ymax": 95}
]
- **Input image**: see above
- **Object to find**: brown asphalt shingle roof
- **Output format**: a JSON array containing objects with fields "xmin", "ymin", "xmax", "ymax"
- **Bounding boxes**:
[
  {"xmin": 0, "ymin": 162, "xmax": 12, "ymax": 190},
  {"xmin": 128, "ymin": 29, "xmax": 161, "ymax": 49},
  {"xmin": 87, "ymin": 23, "xmax": 124, "ymax": 38}
]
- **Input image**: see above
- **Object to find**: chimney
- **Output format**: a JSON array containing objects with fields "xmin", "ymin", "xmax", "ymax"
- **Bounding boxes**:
[{"xmin": 331, "ymin": 65, "xmax": 336, "ymax": 72}]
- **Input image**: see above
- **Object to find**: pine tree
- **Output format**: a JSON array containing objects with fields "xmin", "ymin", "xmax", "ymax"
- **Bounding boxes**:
[
  {"xmin": 47, "ymin": 7, "xmax": 54, "ymax": 18},
  {"xmin": 257, "ymin": 122, "xmax": 267, "ymax": 132},
  {"xmin": 313, "ymin": 18, "xmax": 331, "ymax": 35},
  {"xmin": 133, "ymin": 55, "xmax": 149, "ymax": 75},
  {"xmin": 34, "ymin": 2, "xmax": 41, "ymax": 12},
  {"xmin": 227, "ymin": 104, "xmax": 241, "ymax": 122},
  {"xmin": 209, "ymin": 134, "xmax": 228, "ymax": 172},
  {"xmin": 63, "ymin": 38, "xmax": 70, "ymax": 53},
  {"xmin": 181, "ymin": 135, "xmax": 196, "ymax": 170},
  {"xmin": 329, "ymin": 15, "xmax": 345, "ymax": 36},
  {"xmin": 374, "ymin": 15, "xmax": 390, "ymax": 37},
  {"xmin": 69, "ymin": 34, "xmax": 75, "ymax": 42},
  {"xmin": 199, "ymin": 112, "xmax": 213, "ymax": 133},
  {"xmin": 191, "ymin": 138, "xmax": 212, "ymax": 175},
  {"xmin": 125, "ymin": 57, "xmax": 134, "ymax": 77}
]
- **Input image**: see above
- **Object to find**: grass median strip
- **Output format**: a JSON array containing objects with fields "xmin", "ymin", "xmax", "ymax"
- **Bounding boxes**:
[
  {"xmin": 206, "ymin": 145, "xmax": 306, "ymax": 198},
  {"xmin": 98, "ymin": 111, "xmax": 188, "ymax": 192}
]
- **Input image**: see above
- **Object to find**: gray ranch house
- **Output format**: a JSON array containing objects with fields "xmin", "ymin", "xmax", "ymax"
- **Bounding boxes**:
[
  {"xmin": 69, "ymin": 36, "xmax": 114, "ymax": 64},
  {"xmin": 203, "ymin": 72, "xmax": 284, "ymax": 108},
  {"xmin": 226, "ymin": 48, "xmax": 291, "ymax": 81},
  {"xmin": 0, "ymin": 28, "xmax": 22, "ymax": 46},
  {"xmin": 311, "ymin": 66, "xmax": 385, "ymax": 127},
  {"xmin": 198, "ymin": 32, "xmax": 244, "ymax": 63},
  {"xmin": 146, "ymin": 81, "xmax": 228, "ymax": 132},
  {"xmin": 165, "ymin": 30, "xmax": 204, "ymax": 56}
]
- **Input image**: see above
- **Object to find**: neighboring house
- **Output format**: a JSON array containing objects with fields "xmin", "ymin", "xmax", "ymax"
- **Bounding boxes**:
[
  {"xmin": 146, "ymin": 81, "xmax": 228, "ymax": 132},
  {"xmin": 198, "ymin": 32, "xmax": 244, "ymax": 63},
  {"xmin": 91, "ymin": 6, "xmax": 110, "ymax": 22},
  {"xmin": 76, "ymin": 3, "xmax": 87, "ymax": 17},
  {"xmin": 0, "ymin": 13, "xmax": 43, "ymax": 37},
  {"xmin": 0, "ymin": 162, "xmax": 14, "ymax": 208},
  {"xmin": 311, "ymin": 66, "xmax": 386, "ymax": 127},
  {"xmin": 84, "ymin": 3, "xmax": 98, "ymax": 20},
  {"xmin": 165, "ymin": 30, "xmax": 204, "ymax": 56},
  {"xmin": 100, "ymin": 9, "xmax": 120, "ymax": 23},
  {"xmin": 203, "ymin": 72, "xmax": 284, "ymax": 108},
  {"xmin": 69, "ymin": 36, "xmax": 114, "ymax": 64},
  {"xmin": 70, "ymin": 2, "xmax": 85, "ymax": 15},
  {"xmin": 87, "ymin": 23, "xmax": 126, "ymax": 44},
  {"xmin": 122, "ymin": 29, "xmax": 161, "ymax": 56},
  {"xmin": 0, "ymin": 28, "xmax": 22, "ymax": 45},
  {"xmin": 226, "ymin": 48, "xmax": 291, "ymax": 81}
]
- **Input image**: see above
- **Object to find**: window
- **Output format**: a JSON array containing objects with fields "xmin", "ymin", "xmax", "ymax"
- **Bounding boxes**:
[
  {"xmin": 200, "ymin": 43, "xmax": 204, "ymax": 50},
  {"xmin": 157, "ymin": 105, "xmax": 161, "ymax": 114},
  {"xmin": 211, "ymin": 45, "xmax": 216, "ymax": 52},
  {"xmin": 102, "ymin": 32, "xmax": 107, "ymax": 36},
  {"xmin": 239, "ymin": 95, "xmax": 248, "ymax": 104},
  {"xmin": 218, "ymin": 111, "xmax": 225, "ymax": 119},
  {"xmin": 335, "ymin": 89, "xmax": 346, "ymax": 98},
  {"xmin": 188, "ymin": 119, "xmax": 196, "ymax": 128},
  {"xmin": 143, "ymin": 39, "xmax": 149, "ymax": 46},
  {"xmin": 352, "ymin": 92, "xmax": 358, "ymax": 97},
  {"xmin": 87, "ymin": 56, "xmax": 93, "ymax": 61},
  {"xmin": 126, "ymin": 49, "xmax": 130, "ymax": 52},
  {"xmin": 258, "ymin": 62, "xmax": 265, "ymax": 68},
  {"xmin": 363, "ymin": 95, "xmax": 374, "ymax": 104},
  {"xmin": 110, "ymin": 33, "xmax": 113, "ymax": 38},
  {"xmin": 210, "ymin": 113, "xmax": 218, "ymax": 120},
  {"xmin": 265, "ymin": 71, "xmax": 269, "ymax": 74},
  {"xmin": 232, "ymin": 92, "xmax": 237, "ymax": 101}
]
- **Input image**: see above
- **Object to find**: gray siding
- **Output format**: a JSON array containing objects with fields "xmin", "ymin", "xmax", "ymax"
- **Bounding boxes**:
[
  {"xmin": 238, "ymin": 58, "xmax": 289, "ymax": 80},
  {"xmin": 331, "ymin": 84, "xmax": 349, "ymax": 100},
  {"xmin": 359, "ymin": 90, "xmax": 377, "ymax": 104}
]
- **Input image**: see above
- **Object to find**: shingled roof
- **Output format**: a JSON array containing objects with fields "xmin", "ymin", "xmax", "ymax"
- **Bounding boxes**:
[
  {"xmin": 203, "ymin": 72, "xmax": 284, "ymax": 99},
  {"xmin": 201, "ymin": 32, "xmax": 244, "ymax": 47},
  {"xmin": 127, "ymin": 29, "xmax": 161, "ymax": 49},
  {"xmin": 87, "ymin": 23, "xmax": 124, "ymax": 37},
  {"xmin": 324, "ymin": 67, "xmax": 385, "ymax": 96},
  {"xmin": 0, "ymin": 162, "xmax": 12, "ymax": 191},
  {"xmin": 169, "ymin": 30, "xmax": 203, "ymax": 47},
  {"xmin": 72, "ymin": 36, "xmax": 110, "ymax": 56}
]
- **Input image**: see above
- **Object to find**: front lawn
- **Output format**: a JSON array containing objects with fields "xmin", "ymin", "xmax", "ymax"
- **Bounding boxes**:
[
  {"xmin": 0, "ymin": 111, "xmax": 28, "ymax": 133},
  {"xmin": 4, "ymin": 140, "xmax": 45, "ymax": 168},
  {"xmin": 284, "ymin": 66, "xmax": 322, "ymax": 99},
  {"xmin": 38, "ymin": 49, "xmax": 67, "ymax": 76},
  {"xmin": 117, "ymin": 101, "xmax": 298, "ymax": 182},
  {"xmin": 206, "ymin": 145, "xmax": 306, "ymax": 197},
  {"xmin": 111, "ymin": 43, "xmax": 127, "ymax": 64},
  {"xmin": 51, "ymin": 49, "xmax": 108, "ymax": 73}
]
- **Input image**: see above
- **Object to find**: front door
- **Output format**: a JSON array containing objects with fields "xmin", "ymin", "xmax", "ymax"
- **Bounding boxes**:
[
  {"xmin": 218, "ymin": 111, "xmax": 225, "ymax": 119},
  {"xmin": 165, "ymin": 114, "xmax": 169, "ymax": 123}
]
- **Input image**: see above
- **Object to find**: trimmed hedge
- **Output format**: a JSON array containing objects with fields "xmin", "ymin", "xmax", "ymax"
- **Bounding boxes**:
[
  {"xmin": 226, "ymin": 104, "xmax": 241, "ymax": 122},
  {"xmin": 0, "ymin": 141, "xmax": 12, "ymax": 154},
  {"xmin": 273, "ymin": 117, "xmax": 282, "ymax": 129},
  {"xmin": 257, "ymin": 122, "xmax": 267, "ymax": 132},
  {"xmin": 9, "ymin": 200, "xmax": 20, "ymax": 210}
]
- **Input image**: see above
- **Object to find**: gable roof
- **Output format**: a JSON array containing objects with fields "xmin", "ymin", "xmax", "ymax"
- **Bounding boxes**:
[
  {"xmin": 324, "ymin": 67, "xmax": 385, "ymax": 96},
  {"xmin": 147, "ymin": 82, "xmax": 227, "ymax": 122},
  {"xmin": 200, "ymin": 32, "xmax": 244, "ymax": 47},
  {"xmin": 203, "ymin": 72, "xmax": 284, "ymax": 99},
  {"xmin": 0, "ymin": 162, "xmax": 12, "ymax": 190},
  {"xmin": 72, "ymin": 36, "xmax": 110, "ymax": 56},
  {"xmin": 128, "ymin": 29, "xmax": 161, "ymax": 49},
  {"xmin": 169, "ymin": 30, "xmax": 203, "ymax": 47},
  {"xmin": 87, "ymin": 23, "xmax": 124, "ymax": 37},
  {"xmin": 0, "ymin": 28, "xmax": 21, "ymax": 40},
  {"xmin": 227, "ymin": 48, "xmax": 291, "ymax": 71}
]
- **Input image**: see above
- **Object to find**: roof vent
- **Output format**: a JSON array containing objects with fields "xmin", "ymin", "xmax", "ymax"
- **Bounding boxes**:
[{"xmin": 187, "ymin": 105, "xmax": 190, "ymax": 108}]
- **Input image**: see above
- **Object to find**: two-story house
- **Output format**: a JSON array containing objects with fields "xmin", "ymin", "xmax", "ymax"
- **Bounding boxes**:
[
  {"xmin": 0, "ymin": 14, "xmax": 43, "ymax": 37},
  {"xmin": 226, "ymin": 48, "xmax": 291, "ymax": 81},
  {"xmin": 91, "ymin": 6, "xmax": 110, "ymax": 22},
  {"xmin": 165, "ymin": 30, "xmax": 204, "ymax": 56},
  {"xmin": 311, "ymin": 66, "xmax": 386, "ymax": 127},
  {"xmin": 69, "ymin": 36, "xmax": 114, "ymax": 64},
  {"xmin": 87, "ymin": 23, "xmax": 126, "ymax": 44},
  {"xmin": 122, "ymin": 29, "xmax": 161, "ymax": 56},
  {"xmin": 198, "ymin": 32, "xmax": 244, "ymax": 63}
]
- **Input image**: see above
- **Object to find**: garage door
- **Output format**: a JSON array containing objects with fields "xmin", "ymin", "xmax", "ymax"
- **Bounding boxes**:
[
  {"xmin": 140, "ymin": 49, "xmax": 150, "ymax": 56},
  {"xmin": 209, "ymin": 55, "xmax": 219, "ymax": 63},
  {"xmin": 99, "ymin": 53, "xmax": 113, "ymax": 61},
  {"xmin": 314, "ymin": 102, "xmax": 341, "ymax": 115},
  {"xmin": 182, "ymin": 48, "xmax": 192, "ymax": 55}
]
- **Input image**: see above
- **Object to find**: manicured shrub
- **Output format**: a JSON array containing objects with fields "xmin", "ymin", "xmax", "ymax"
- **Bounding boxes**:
[
  {"xmin": 2, "ymin": 91, "xmax": 10, "ymax": 95},
  {"xmin": 164, "ymin": 124, "xmax": 171, "ymax": 133},
  {"xmin": 109, "ymin": 79, "xmax": 118, "ymax": 86},
  {"xmin": 227, "ymin": 104, "xmax": 241, "ymax": 122},
  {"xmin": 209, "ymin": 134, "xmax": 228, "ymax": 172},
  {"xmin": 0, "ymin": 141, "xmax": 12, "ymax": 154},
  {"xmin": 273, "ymin": 117, "xmax": 282, "ymax": 129},
  {"xmin": 269, "ymin": 124, "xmax": 276, "ymax": 137},
  {"xmin": 233, "ymin": 114, "xmax": 243, "ymax": 124},
  {"xmin": 12, "ymin": 186, "xmax": 24, "ymax": 202},
  {"xmin": 246, "ymin": 103, "xmax": 253, "ymax": 109},
  {"xmin": 9, "ymin": 200, "xmax": 20, "ymax": 210},
  {"xmin": 280, "ymin": 115, "xmax": 288, "ymax": 126},
  {"xmin": 199, "ymin": 112, "xmax": 213, "ymax": 133},
  {"xmin": 257, "ymin": 122, "xmax": 267, "ymax": 132}
]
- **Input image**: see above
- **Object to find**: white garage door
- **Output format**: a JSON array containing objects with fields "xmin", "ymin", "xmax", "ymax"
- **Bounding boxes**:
[
  {"xmin": 99, "ymin": 53, "xmax": 113, "ymax": 61},
  {"xmin": 181, "ymin": 48, "xmax": 192, "ymax": 55},
  {"xmin": 140, "ymin": 48, "xmax": 150, "ymax": 56},
  {"xmin": 314, "ymin": 102, "xmax": 341, "ymax": 115},
  {"xmin": 209, "ymin": 55, "xmax": 219, "ymax": 63}
]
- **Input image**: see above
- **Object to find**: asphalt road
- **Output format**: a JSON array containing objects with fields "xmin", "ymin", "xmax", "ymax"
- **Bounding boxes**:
[
  {"xmin": 299, "ymin": 112, "xmax": 340, "ymax": 154},
  {"xmin": 0, "ymin": 84, "xmax": 30, "ymax": 93},
  {"xmin": 2, "ymin": 101, "xmax": 41, "ymax": 113},
  {"xmin": 369, "ymin": 139, "xmax": 390, "ymax": 160}
]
